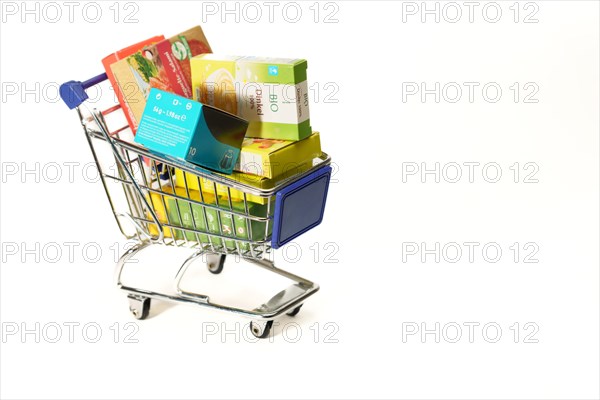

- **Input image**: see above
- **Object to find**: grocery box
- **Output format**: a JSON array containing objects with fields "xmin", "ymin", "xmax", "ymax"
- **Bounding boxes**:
[
  {"xmin": 147, "ymin": 186, "xmax": 215, "ymax": 241},
  {"xmin": 109, "ymin": 27, "xmax": 211, "ymax": 132},
  {"xmin": 216, "ymin": 199, "xmax": 270, "ymax": 251},
  {"xmin": 147, "ymin": 186, "xmax": 269, "ymax": 251},
  {"xmin": 102, "ymin": 35, "xmax": 165, "ymax": 133},
  {"xmin": 191, "ymin": 55, "xmax": 311, "ymax": 141},
  {"xmin": 174, "ymin": 161, "xmax": 313, "ymax": 205},
  {"xmin": 146, "ymin": 186, "xmax": 184, "ymax": 239},
  {"xmin": 135, "ymin": 89, "xmax": 248, "ymax": 174},
  {"xmin": 235, "ymin": 132, "xmax": 321, "ymax": 179},
  {"xmin": 166, "ymin": 191, "xmax": 269, "ymax": 251},
  {"xmin": 156, "ymin": 26, "xmax": 212, "ymax": 96}
]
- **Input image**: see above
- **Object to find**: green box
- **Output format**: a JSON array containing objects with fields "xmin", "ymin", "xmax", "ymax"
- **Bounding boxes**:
[{"xmin": 165, "ymin": 194, "xmax": 270, "ymax": 252}]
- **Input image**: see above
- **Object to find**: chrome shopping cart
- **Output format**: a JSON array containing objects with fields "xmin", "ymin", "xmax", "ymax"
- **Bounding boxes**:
[{"xmin": 60, "ymin": 73, "xmax": 332, "ymax": 339}]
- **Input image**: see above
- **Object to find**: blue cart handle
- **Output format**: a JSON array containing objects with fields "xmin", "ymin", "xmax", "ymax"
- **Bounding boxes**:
[{"xmin": 60, "ymin": 72, "xmax": 108, "ymax": 109}]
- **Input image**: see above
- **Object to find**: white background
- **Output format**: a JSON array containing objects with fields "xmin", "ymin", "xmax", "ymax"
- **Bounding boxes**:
[{"xmin": 1, "ymin": 1, "xmax": 599, "ymax": 399}]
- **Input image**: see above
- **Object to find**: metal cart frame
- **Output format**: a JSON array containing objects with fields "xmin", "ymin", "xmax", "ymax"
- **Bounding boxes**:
[{"xmin": 60, "ymin": 73, "xmax": 332, "ymax": 339}]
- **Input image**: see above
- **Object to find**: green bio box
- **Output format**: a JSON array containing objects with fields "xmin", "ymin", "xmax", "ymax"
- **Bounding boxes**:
[
  {"xmin": 135, "ymin": 88, "xmax": 248, "ymax": 174},
  {"xmin": 191, "ymin": 55, "xmax": 311, "ymax": 141},
  {"xmin": 165, "ymin": 195, "xmax": 270, "ymax": 252}
]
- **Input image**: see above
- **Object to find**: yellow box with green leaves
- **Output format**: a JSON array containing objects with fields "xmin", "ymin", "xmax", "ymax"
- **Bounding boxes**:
[{"xmin": 191, "ymin": 55, "xmax": 311, "ymax": 141}]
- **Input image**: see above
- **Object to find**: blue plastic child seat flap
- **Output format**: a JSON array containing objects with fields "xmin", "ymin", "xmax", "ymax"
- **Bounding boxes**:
[
  {"xmin": 271, "ymin": 165, "xmax": 332, "ymax": 249},
  {"xmin": 60, "ymin": 73, "xmax": 108, "ymax": 109}
]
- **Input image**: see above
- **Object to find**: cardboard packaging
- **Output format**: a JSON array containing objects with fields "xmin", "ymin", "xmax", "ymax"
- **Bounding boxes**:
[
  {"xmin": 102, "ymin": 35, "xmax": 165, "ymax": 132},
  {"xmin": 109, "ymin": 27, "xmax": 212, "ymax": 132},
  {"xmin": 235, "ymin": 132, "xmax": 321, "ymax": 179},
  {"xmin": 147, "ymin": 187, "xmax": 269, "ymax": 251},
  {"xmin": 147, "ymin": 187, "xmax": 217, "ymax": 241},
  {"xmin": 166, "ymin": 192, "xmax": 269, "ymax": 251},
  {"xmin": 191, "ymin": 55, "xmax": 311, "ymax": 141},
  {"xmin": 174, "ymin": 162, "xmax": 313, "ymax": 205},
  {"xmin": 134, "ymin": 89, "xmax": 248, "ymax": 174}
]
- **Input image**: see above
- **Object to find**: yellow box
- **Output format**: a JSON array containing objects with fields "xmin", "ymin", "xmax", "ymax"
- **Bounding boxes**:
[
  {"xmin": 235, "ymin": 132, "xmax": 321, "ymax": 179},
  {"xmin": 191, "ymin": 54, "xmax": 311, "ymax": 141},
  {"xmin": 174, "ymin": 161, "xmax": 313, "ymax": 205},
  {"xmin": 175, "ymin": 170, "xmax": 271, "ymax": 205}
]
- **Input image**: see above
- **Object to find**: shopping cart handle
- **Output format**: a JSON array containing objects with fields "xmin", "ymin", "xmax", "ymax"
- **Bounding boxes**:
[{"xmin": 60, "ymin": 72, "xmax": 108, "ymax": 109}]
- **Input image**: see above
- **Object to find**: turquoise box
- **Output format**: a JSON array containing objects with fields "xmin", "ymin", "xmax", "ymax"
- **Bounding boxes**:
[{"xmin": 135, "ymin": 88, "xmax": 249, "ymax": 174}]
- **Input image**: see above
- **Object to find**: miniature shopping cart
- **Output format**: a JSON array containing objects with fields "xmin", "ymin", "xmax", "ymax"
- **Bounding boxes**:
[{"xmin": 60, "ymin": 73, "xmax": 332, "ymax": 339}]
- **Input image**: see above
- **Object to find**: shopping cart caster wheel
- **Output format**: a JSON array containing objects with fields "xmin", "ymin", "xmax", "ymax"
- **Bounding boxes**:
[
  {"xmin": 128, "ymin": 295, "xmax": 150, "ymax": 320},
  {"xmin": 286, "ymin": 304, "xmax": 303, "ymax": 317},
  {"xmin": 207, "ymin": 254, "xmax": 225, "ymax": 275},
  {"xmin": 249, "ymin": 320, "xmax": 273, "ymax": 339}
]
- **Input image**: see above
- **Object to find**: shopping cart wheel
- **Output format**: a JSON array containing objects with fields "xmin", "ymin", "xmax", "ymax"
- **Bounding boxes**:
[
  {"xmin": 286, "ymin": 304, "xmax": 303, "ymax": 317},
  {"xmin": 128, "ymin": 294, "xmax": 151, "ymax": 320},
  {"xmin": 207, "ymin": 254, "xmax": 226, "ymax": 274},
  {"xmin": 249, "ymin": 320, "xmax": 273, "ymax": 339}
]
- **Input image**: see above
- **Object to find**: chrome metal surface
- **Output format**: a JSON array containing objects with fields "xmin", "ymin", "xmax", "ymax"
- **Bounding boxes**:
[{"xmin": 115, "ymin": 244, "xmax": 319, "ymax": 320}]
